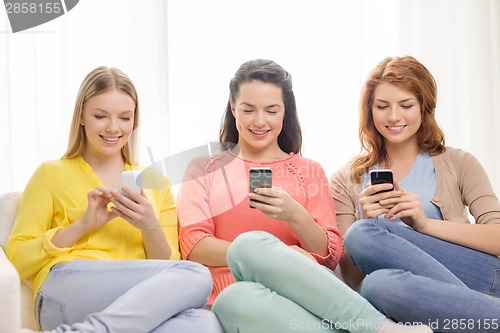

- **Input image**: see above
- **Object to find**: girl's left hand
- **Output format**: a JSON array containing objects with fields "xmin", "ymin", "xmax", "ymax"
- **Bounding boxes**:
[
  {"xmin": 380, "ymin": 182, "xmax": 428, "ymax": 230},
  {"xmin": 249, "ymin": 186, "xmax": 304, "ymax": 221},
  {"xmin": 110, "ymin": 187, "xmax": 160, "ymax": 231}
]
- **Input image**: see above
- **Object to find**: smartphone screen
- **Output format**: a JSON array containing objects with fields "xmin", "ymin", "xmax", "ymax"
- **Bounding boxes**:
[
  {"xmin": 369, "ymin": 169, "xmax": 394, "ymax": 193},
  {"xmin": 249, "ymin": 167, "xmax": 272, "ymax": 193}
]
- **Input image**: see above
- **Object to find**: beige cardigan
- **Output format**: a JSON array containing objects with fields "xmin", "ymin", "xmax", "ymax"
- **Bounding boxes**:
[{"xmin": 330, "ymin": 147, "xmax": 500, "ymax": 240}]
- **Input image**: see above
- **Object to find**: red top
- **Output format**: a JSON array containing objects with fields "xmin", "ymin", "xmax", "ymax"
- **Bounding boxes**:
[{"xmin": 178, "ymin": 149, "xmax": 343, "ymax": 303}]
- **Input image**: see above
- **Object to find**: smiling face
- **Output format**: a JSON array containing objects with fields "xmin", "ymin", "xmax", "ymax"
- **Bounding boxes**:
[
  {"xmin": 372, "ymin": 82, "xmax": 422, "ymax": 150},
  {"xmin": 231, "ymin": 80, "xmax": 285, "ymax": 160},
  {"xmin": 80, "ymin": 89, "xmax": 136, "ymax": 162}
]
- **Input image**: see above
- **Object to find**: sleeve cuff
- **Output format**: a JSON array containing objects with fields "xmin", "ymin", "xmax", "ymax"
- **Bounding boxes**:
[
  {"xmin": 42, "ymin": 227, "xmax": 74, "ymax": 256},
  {"xmin": 179, "ymin": 230, "xmax": 213, "ymax": 259},
  {"xmin": 311, "ymin": 227, "xmax": 343, "ymax": 270}
]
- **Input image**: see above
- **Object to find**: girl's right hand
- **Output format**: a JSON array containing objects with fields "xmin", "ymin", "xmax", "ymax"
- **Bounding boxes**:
[
  {"xmin": 79, "ymin": 186, "xmax": 117, "ymax": 233},
  {"xmin": 359, "ymin": 182, "xmax": 401, "ymax": 219},
  {"xmin": 51, "ymin": 186, "xmax": 117, "ymax": 248}
]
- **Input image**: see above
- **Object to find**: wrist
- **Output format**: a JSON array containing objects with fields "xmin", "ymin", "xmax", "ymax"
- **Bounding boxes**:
[
  {"xmin": 286, "ymin": 204, "xmax": 309, "ymax": 225},
  {"xmin": 414, "ymin": 217, "xmax": 432, "ymax": 233},
  {"xmin": 140, "ymin": 218, "xmax": 162, "ymax": 233},
  {"xmin": 74, "ymin": 216, "xmax": 95, "ymax": 234},
  {"xmin": 52, "ymin": 219, "xmax": 88, "ymax": 248}
]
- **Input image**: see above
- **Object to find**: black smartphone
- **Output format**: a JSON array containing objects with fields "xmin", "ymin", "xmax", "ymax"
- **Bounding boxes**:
[
  {"xmin": 369, "ymin": 169, "xmax": 394, "ymax": 194},
  {"xmin": 249, "ymin": 167, "xmax": 272, "ymax": 207},
  {"xmin": 249, "ymin": 167, "xmax": 272, "ymax": 193}
]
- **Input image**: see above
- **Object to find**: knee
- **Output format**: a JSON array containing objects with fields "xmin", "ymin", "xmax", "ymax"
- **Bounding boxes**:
[
  {"xmin": 174, "ymin": 260, "xmax": 212, "ymax": 296},
  {"xmin": 343, "ymin": 219, "xmax": 380, "ymax": 258},
  {"xmin": 212, "ymin": 282, "xmax": 253, "ymax": 317},
  {"xmin": 212, "ymin": 281, "xmax": 266, "ymax": 327},
  {"xmin": 227, "ymin": 231, "xmax": 276, "ymax": 267},
  {"xmin": 180, "ymin": 259, "xmax": 211, "ymax": 278},
  {"xmin": 361, "ymin": 269, "xmax": 409, "ymax": 307}
]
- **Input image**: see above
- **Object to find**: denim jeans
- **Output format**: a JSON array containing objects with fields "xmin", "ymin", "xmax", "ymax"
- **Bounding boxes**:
[
  {"xmin": 344, "ymin": 219, "xmax": 500, "ymax": 333},
  {"xmin": 35, "ymin": 259, "xmax": 223, "ymax": 333},
  {"xmin": 213, "ymin": 231, "xmax": 386, "ymax": 333}
]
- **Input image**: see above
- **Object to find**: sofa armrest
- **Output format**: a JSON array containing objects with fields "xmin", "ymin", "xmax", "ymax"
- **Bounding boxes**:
[
  {"xmin": 0, "ymin": 247, "xmax": 21, "ymax": 333},
  {"xmin": 0, "ymin": 191, "xmax": 38, "ymax": 331}
]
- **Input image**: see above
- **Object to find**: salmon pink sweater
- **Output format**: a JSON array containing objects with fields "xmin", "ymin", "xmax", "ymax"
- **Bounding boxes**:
[{"xmin": 177, "ymin": 149, "xmax": 343, "ymax": 304}]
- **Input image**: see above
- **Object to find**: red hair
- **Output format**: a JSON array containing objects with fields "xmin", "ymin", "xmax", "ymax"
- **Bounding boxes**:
[{"xmin": 351, "ymin": 56, "xmax": 445, "ymax": 182}]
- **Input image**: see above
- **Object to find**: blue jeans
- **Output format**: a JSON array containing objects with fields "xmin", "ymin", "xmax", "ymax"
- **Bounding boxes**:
[
  {"xmin": 213, "ymin": 231, "xmax": 386, "ymax": 333},
  {"xmin": 35, "ymin": 259, "xmax": 223, "ymax": 333},
  {"xmin": 344, "ymin": 219, "xmax": 500, "ymax": 333}
]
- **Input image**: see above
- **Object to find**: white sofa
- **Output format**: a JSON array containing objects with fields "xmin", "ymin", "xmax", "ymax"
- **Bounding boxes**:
[{"xmin": 0, "ymin": 192, "xmax": 38, "ymax": 332}]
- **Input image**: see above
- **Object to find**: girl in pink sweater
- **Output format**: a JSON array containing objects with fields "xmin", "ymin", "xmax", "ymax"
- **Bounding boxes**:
[{"xmin": 177, "ymin": 59, "xmax": 431, "ymax": 333}]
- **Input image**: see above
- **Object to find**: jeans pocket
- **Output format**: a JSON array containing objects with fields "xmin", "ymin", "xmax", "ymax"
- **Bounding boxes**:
[
  {"xmin": 38, "ymin": 293, "xmax": 66, "ymax": 331},
  {"xmin": 35, "ymin": 291, "xmax": 43, "ymax": 330},
  {"xmin": 491, "ymin": 268, "xmax": 500, "ymax": 297}
]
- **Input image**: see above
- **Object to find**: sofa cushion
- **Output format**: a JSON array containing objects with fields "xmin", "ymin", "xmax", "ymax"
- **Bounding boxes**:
[{"xmin": 0, "ymin": 191, "xmax": 22, "ymax": 250}]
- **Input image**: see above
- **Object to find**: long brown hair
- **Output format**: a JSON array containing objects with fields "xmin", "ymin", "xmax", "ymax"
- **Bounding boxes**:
[
  {"xmin": 219, "ymin": 59, "xmax": 302, "ymax": 154},
  {"xmin": 351, "ymin": 56, "xmax": 445, "ymax": 182},
  {"xmin": 62, "ymin": 66, "xmax": 140, "ymax": 164}
]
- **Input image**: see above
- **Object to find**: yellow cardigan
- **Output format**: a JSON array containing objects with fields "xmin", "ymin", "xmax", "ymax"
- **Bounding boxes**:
[{"xmin": 6, "ymin": 155, "xmax": 180, "ymax": 301}]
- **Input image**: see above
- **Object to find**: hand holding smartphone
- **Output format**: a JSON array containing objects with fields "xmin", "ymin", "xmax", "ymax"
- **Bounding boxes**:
[
  {"xmin": 369, "ymin": 169, "xmax": 395, "ymax": 194},
  {"xmin": 119, "ymin": 170, "xmax": 142, "ymax": 199}
]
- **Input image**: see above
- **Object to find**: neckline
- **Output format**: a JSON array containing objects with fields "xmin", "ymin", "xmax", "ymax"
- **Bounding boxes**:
[
  {"xmin": 226, "ymin": 148, "xmax": 295, "ymax": 164},
  {"xmin": 374, "ymin": 151, "xmax": 424, "ymax": 184}
]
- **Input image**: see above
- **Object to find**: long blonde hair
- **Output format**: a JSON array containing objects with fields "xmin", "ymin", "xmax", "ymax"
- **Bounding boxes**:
[
  {"xmin": 62, "ymin": 66, "xmax": 140, "ymax": 164},
  {"xmin": 351, "ymin": 56, "xmax": 445, "ymax": 182}
]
